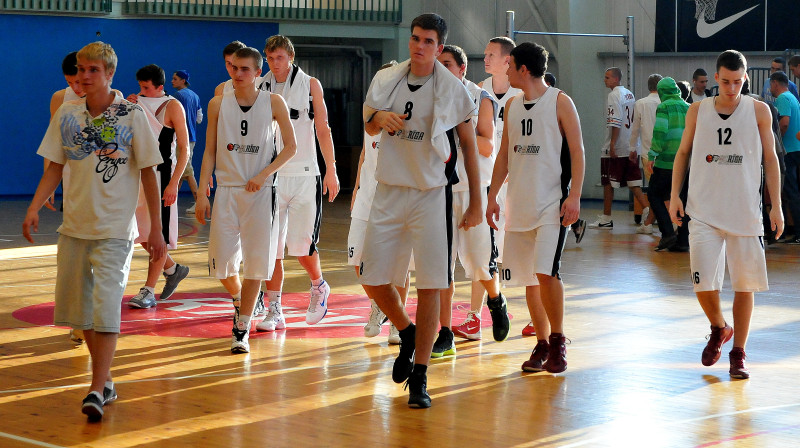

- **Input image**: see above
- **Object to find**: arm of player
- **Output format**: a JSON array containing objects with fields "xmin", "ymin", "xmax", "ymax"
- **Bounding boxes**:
[
  {"xmin": 246, "ymin": 94, "xmax": 298, "ymax": 192},
  {"xmin": 214, "ymin": 82, "xmax": 225, "ymax": 98},
  {"xmin": 456, "ymin": 120, "xmax": 483, "ymax": 230},
  {"xmin": 309, "ymin": 78, "xmax": 339, "ymax": 201},
  {"xmin": 628, "ymin": 104, "xmax": 642, "ymax": 161},
  {"xmin": 487, "ymin": 97, "xmax": 513, "ymax": 231},
  {"xmin": 163, "ymin": 100, "xmax": 190, "ymax": 207},
  {"xmin": 22, "ymin": 161, "xmax": 64, "ymax": 243},
  {"xmin": 476, "ymin": 97, "xmax": 496, "ymax": 158},
  {"xmin": 609, "ymin": 125, "xmax": 620, "ymax": 158},
  {"xmin": 668, "ymin": 103, "xmax": 699, "ymax": 226},
  {"xmin": 45, "ymin": 91, "xmax": 68, "ymax": 211},
  {"xmin": 757, "ymin": 101, "xmax": 784, "ymax": 238},
  {"xmin": 196, "ymin": 106, "xmax": 204, "ymax": 124},
  {"xmin": 557, "ymin": 92, "xmax": 585, "ymax": 227},
  {"xmin": 363, "ymin": 104, "xmax": 407, "ymax": 137},
  {"xmin": 141, "ymin": 166, "xmax": 166, "ymax": 261},
  {"xmin": 779, "ymin": 115, "xmax": 789, "ymax": 136},
  {"xmin": 195, "ymin": 96, "xmax": 221, "ymax": 224},
  {"xmin": 352, "ymin": 141, "xmax": 366, "ymax": 212}
]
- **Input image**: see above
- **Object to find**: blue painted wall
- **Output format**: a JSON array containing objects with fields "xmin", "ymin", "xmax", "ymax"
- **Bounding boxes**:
[{"xmin": 0, "ymin": 14, "xmax": 278, "ymax": 196}]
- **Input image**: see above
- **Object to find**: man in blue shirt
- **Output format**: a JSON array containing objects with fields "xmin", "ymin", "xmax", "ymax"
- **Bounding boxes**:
[
  {"xmin": 771, "ymin": 71, "xmax": 800, "ymax": 243},
  {"xmin": 171, "ymin": 70, "xmax": 203, "ymax": 213},
  {"xmin": 762, "ymin": 57, "xmax": 799, "ymax": 105}
]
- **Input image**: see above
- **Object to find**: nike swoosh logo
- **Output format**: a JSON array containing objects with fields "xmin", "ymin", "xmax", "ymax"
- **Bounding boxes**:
[{"xmin": 696, "ymin": 4, "xmax": 759, "ymax": 38}]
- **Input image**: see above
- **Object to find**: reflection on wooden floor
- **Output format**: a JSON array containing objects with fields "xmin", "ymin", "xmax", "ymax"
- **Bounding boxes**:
[{"xmin": 1, "ymin": 197, "xmax": 799, "ymax": 447}]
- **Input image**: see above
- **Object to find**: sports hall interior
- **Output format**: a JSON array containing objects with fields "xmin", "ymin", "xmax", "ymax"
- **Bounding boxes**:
[{"xmin": 1, "ymin": 0, "xmax": 799, "ymax": 446}]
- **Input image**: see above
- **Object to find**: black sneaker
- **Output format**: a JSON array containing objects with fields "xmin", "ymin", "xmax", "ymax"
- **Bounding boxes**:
[
  {"xmin": 392, "ymin": 324, "xmax": 416, "ymax": 383},
  {"xmin": 655, "ymin": 234, "xmax": 677, "ymax": 251},
  {"xmin": 572, "ymin": 219, "xmax": 587, "ymax": 244},
  {"xmin": 81, "ymin": 391, "xmax": 104, "ymax": 421},
  {"xmin": 103, "ymin": 384, "xmax": 117, "ymax": 405},
  {"xmin": 430, "ymin": 327, "xmax": 456, "ymax": 358},
  {"xmin": 405, "ymin": 371, "xmax": 431, "ymax": 408},
  {"xmin": 160, "ymin": 264, "xmax": 189, "ymax": 300},
  {"xmin": 253, "ymin": 291, "xmax": 266, "ymax": 318},
  {"xmin": 486, "ymin": 293, "xmax": 510, "ymax": 342}
]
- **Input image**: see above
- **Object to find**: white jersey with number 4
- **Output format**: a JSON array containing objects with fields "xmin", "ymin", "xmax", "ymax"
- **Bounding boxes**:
[{"xmin": 482, "ymin": 76, "xmax": 521, "ymax": 154}]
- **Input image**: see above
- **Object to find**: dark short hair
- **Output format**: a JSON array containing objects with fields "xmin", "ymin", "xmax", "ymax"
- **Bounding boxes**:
[
  {"xmin": 410, "ymin": 13, "xmax": 447, "ymax": 45},
  {"xmin": 234, "ymin": 47, "xmax": 264, "ymax": 71},
  {"xmin": 489, "ymin": 36, "xmax": 515, "ymax": 55},
  {"xmin": 788, "ymin": 55, "xmax": 800, "ymax": 68},
  {"xmin": 773, "ymin": 56, "xmax": 786, "ymax": 69},
  {"xmin": 62, "ymin": 52, "xmax": 78, "ymax": 76},
  {"xmin": 692, "ymin": 68, "xmax": 707, "ymax": 80},
  {"xmin": 770, "ymin": 71, "xmax": 789, "ymax": 86},
  {"xmin": 223, "ymin": 41, "xmax": 246, "ymax": 58},
  {"xmin": 441, "ymin": 44, "xmax": 467, "ymax": 71},
  {"xmin": 544, "ymin": 72, "xmax": 556, "ymax": 87},
  {"xmin": 647, "ymin": 73, "xmax": 663, "ymax": 91},
  {"xmin": 742, "ymin": 76, "xmax": 751, "ymax": 95},
  {"xmin": 510, "ymin": 42, "xmax": 548, "ymax": 78},
  {"xmin": 716, "ymin": 50, "xmax": 747, "ymax": 72},
  {"xmin": 136, "ymin": 64, "xmax": 165, "ymax": 87},
  {"xmin": 677, "ymin": 80, "xmax": 691, "ymax": 101}
]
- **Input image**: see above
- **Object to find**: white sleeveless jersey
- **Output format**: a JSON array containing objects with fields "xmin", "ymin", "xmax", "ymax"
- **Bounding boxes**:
[
  {"xmin": 215, "ymin": 90, "xmax": 277, "ymax": 187},
  {"xmin": 505, "ymin": 88, "xmax": 568, "ymax": 231},
  {"xmin": 602, "ymin": 86, "xmax": 635, "ymax": 157},
  {"xmin": 137, "ymin": 95, "xmax": 176, "ymax": 161},
  {"xmin": 351, "ymin": 131, "xmax": 381, "ymax": 221},
  {"xmin": 261, "ymin": 74, "xmax": 318, "ymax": 176},
  {"xmin": 376, "ymin": 76, "xmax": 450, "ymax": 190},
  {"xmin": 687, "ymin": 95, "xmax": 763, "ymax": 236},
  {"xmin": 63, "ymin": 86, "xmax": 82, "ymax": 102},
  {"xmin": 482, "ymin": 76, "xmax": 522, "ymax": 154},
  {"xmin": 452, "ymin": 80, "xmax": 494, "ymax": 192}
]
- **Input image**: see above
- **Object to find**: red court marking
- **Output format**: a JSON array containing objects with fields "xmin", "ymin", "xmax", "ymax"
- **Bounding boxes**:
[
  {"xmin": 12, "ymin": 293, "xmax": 510, "ymax": 339},
  {"xmin": 695, "ymin": 424, "xmax": 800, "ymax": 447},
  {"xmin": 178, "ymin": 220, "xmax": 198, "ymax": 238}
]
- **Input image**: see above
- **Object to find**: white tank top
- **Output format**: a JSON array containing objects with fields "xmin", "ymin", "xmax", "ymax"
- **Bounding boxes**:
[
  {"xmin": 482, "ymin": 76, "xmax": 522, "ymax": 155},
  {"xmin": 687, "ymin": 95, "xmax": 763, "ymax": 236},
  {"xmin": 137, "ymin": 95, "xmax": 176, "ymax": 161},
  {"xmin": 64, "ymin": 86, "xmax": 82, "ymax": 102},
  {"xmin": 351, "ymin": 131, "xmax": 381, "ymax": 221},
  {"xmin": 505, "ymin": 88, "xmax": 567, "ymax": 231},
  {"xmin": 215, "ymin": 90, "xmax": 277, "ymax": 187},
  {"xmin": 453, "ymin": 80, "xmax": 494, "ymax": 192},
  {"xmin": 262, "ymin": 74, "xmax": 319, "ymax": 176},
  {"xmin": 376, "ymin": 75, "xmax": 450, "ymax": 190}
]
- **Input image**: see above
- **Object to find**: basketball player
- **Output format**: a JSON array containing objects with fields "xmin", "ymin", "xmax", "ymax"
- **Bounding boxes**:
[
  {"xmin": 433, "ymin": 44, "xmax": 507, "ymax": 358},
  {"xmin": 24, "ymin": 42, "xmax": 166, "ymax": 420},
  {"xmin": 361, "ymin": 13, "xmax": 482, "ymax": 408},
  {"xmin": 257, "ymin": 35, "xmax": 339, "ymax": 331},
  {"xmin": 669, "ymin": 50, "xmax": 783, "ymax": 379},
  {"xmin": 487, "ymin": 42, "xmax": 585, "ymax": 374},
  {"xmin": 126, "ymin": 64, "xmax": 190, "ymax": 309},
  {"xmin": 195, "ymin": 47, "xmax": 297, "ymax": 353},
  {"xmin": 214, "ymin": 41, "xmax": 247, "ymax": 96}
]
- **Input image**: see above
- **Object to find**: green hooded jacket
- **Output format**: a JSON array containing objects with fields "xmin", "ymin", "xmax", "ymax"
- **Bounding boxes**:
[{"xmin": 649, "ymin": 77, "xmax": 689, "ymax": 169}]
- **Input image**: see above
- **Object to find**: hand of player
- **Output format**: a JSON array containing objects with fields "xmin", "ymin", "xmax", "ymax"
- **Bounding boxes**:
[
  {"xmin": 770, "ymin": 205, "xmax": 785, "ymax": 240},
  {"xmin": 460, "ymin": 203, "xmax": 483, "ymax": 230},
  {"xmin": 126, "ymin": 93, "xmax": 139, "ymax": 104},
  {"xmin": 645, "ymin": 160, "xmax": 655, "ymax": 177},
  {"xmin": 373, "ymin": 111, "xmax": 407, "ymax": 134},
  {"xmin": 609, "ymin": 145, "xmax": 617, "ymax": 158},
  {"xmin": 486, "ymin": 198, "xmax": 500, "ymax": 231},
  {"xmin": 628, "ymin": 151, "xmax": 638, "ymax": 163},
  {"xmin": 44, "ymin": 193, "xmax": 57, "ymax": 211},
  {"xmin": 668, "ymin": 197, "xmax": 685, "ymax": 226},
  {"xmin": 560, "ymin": 195, "xmax": 580, "ymax": 227},
  {"xmin": 146, "ymin": 229, "xmax": 166, "ymax": 262},
  {"xmin": 323, "ymin": 170, "xmax": 339, "ymax": 202},
  {"xmin": 195, "ymin": 195, "xmax": 211, "ymax": 225},
  {"xmin": 162, "ymin": 181, "xmax": 178, "ymax": 206},
  {"xmin": 245, "ymin": 174, "xmax": 267, "ymax": 192},
  {"xmin": 22, "ymin": 209, "xmax": 40, "ymax": 243}
]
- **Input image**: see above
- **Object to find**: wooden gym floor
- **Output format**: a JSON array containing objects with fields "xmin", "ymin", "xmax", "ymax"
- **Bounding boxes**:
[{"xmin": 1, "ymin": 195, "xmax": 799, "ymax": 447}]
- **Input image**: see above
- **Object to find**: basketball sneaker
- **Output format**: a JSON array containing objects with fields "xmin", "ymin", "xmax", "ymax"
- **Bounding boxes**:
[
  {"xmin": 253, "ymin": 291, "xmax": 266, "ymax": 318},
  {"xmin": 588, "ymin": 214, "xmax": 613, "ymax": 229},
  {"xmin": 160, "ymin": 264, "xmax": 189, "ymax": 300},
  {"xmin": 128, "ymin": 287, "xmax": 156, "ymax": 309},
  {"xmin": 635, "ymin": 224, "xmax": 654, "ymax": 234},
  {"xmin": 364, "ymin": 302, "xmax": 386, "ymax": 337},
  {"xmin": 81, "ymin": 391, "xmax": 104, "ymax": 421},
  {"xmin": 405, "ymin": 370, "xmax": 431, "ymax": 408},
  {"xmin": 70, "ymin": 329, "xmax": 85, "ymax": 344},
  {"xmin": 521, "ymin": 340, "xmax": 549, "ymax": 372},
  {"xmin": 452, "ymin": 311, "xmax": 482, "ymax": 340},
  {"xmin": 306, "ymin": 280, "xmax": 330, "ymax": 324},
  {"xmin": 388, "ymin": 324, "xmax": 401, "ymax": 344},
  {"xmin": 543, "ymin": 333, "xmax": 568, "ymax": 373},
  {"xmin": 487, "ymin": 293, "xmax": 510, "ymax": 342},
  {"xmin": 103, "ymin": 384, "xmax": 117, "ymax": 405},
  {"xmin": 430, "ymin": 327, "xmax": 456, "ymax": 358},
  {"xmin": 231, "ymin": 325, "xmax": 251, "ymax": 354},
  {"xmin": 572, "ymin": 218, "xmax": 587, "ymax": 243},
  {"xmin": 729, "ymin": 347, "xmax": 750, "ymax": 379},
  {"xmin": 185, "ymin": 203, "xmax": 196, "ymax": 215},
  {"xmin": 393, "ymin": 324, "xmax": 415, "ymax": 383},
  {"xmin": 256, "ymin": 301, "xmax": 285, "ymax": 332},
  {"xmin": 702, "ymin": 323, "xmax": 733, "ymax": 366},
  {"xmin": 522, "ymin": 321, "xmax": 536, "ymax": 337}
]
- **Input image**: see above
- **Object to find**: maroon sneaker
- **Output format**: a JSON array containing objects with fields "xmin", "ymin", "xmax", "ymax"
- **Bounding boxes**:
[
  {"xmin": 729, "ymin": 347, "xmax": 750, "ymax": 379},
  {"xmin": 543, "ymin": 333, "xmax": 567, "ymax": 373},
  {"xmin": 702, "ymin": 324, "xmax": 733, "ymax": 366},
  {"xmin": 521, "ymin": 340, "xmax": 549, "ymax": 372}
]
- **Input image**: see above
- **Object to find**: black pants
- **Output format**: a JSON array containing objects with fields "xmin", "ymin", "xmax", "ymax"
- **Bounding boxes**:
[{"xmin": 648, "ymin": 167, "xmax": 689, "ymax": 246}]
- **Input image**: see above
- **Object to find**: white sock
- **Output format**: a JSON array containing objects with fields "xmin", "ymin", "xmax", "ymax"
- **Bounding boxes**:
[
  {"xmin": 267, "ymin": 291, "xmax": 281, "ymax": 303},
  {"xmin": 164, "ymin": 264, "xmax": 177, "ymax": 275},
  {"xmin": 311, "ymin": 277, "xmax": 324, "ymax": 287},
  {"xmin": 105, "ymin": 381, "xmax": 114, "ymax": 390},
  {"xmin": 143, "ymin": 286, "xmax": 155, "ymax": 294}
]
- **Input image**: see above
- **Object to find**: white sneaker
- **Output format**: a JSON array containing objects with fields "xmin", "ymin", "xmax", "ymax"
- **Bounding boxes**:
[
  {"xmin": 641, "ymin": 207, "xmax": 650, "ymax": 224},
  {"xmin": 588, "ymin": 214, "xmax": 613, "ymax": 229},
  {"xmin": 364, "ymin": 302, "xmax": 386, "ymax": 337},
  {"xmin": 388, "ymin": 324, "xmax": 401, "ymax": 344},
  {"xmin": 306, "ymin": 280, "xmax": 330, "ymax": 324},
  {"xmin": 186, "ymin": 203, "xmax": 196, "ymax": 215},
  {"xmin": 256, "ymin": 301, "xmax": 286, "ymax": 332},
  {"xmin": 636, "ymin": 224, "xmax": 654, "ymax": 234},
  {"xmin": 231, "ymin": 323, "xmax": 251, "ymax": 353},
  {"xmin": 128, "ymin": 287, "xmax": 156, "ymax": 308}
]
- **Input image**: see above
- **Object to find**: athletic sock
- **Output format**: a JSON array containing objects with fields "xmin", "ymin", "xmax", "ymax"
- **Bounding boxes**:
[
  {"xmin": 399, "ymin": 323, "xmax": 416, "ymax": 339},
  {"xmin": 164, "ymin": 264, "xmax": 177, "ymax": 275},
  {"xmin": 104, "ymin": 381, "xmax": 114, "ymax": 390},
  {"xmin": 267, "ymin": 290, "xmax": 281, "ymax": 303},
  {"xmin": 311, "ymin": 277, "xmax": 324, "ymax": 287},
  {"xmin": 143, "ymin": 286, "xmax": 155, "ymax": 294}
]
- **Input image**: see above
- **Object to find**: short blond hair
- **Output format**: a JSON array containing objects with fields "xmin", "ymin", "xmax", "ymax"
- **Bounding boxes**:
[
  {"xmin": 77, "ymin": 41, "xmax": 117, "ymax": 74},
  {"xmin": 264, "ymin": 35, "xmax": 295, "ymax": 60}
]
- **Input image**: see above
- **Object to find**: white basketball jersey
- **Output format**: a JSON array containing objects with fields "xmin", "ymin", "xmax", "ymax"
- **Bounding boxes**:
[
  {"xmin": 687, "ymin": 95, "xmax": 763, "ymax": 236},
  {"xmin": 215, "ymin": 90, "xmax": 277, "ymax": 187},
  {"xmin": 262, "ymin": 73, "xmax": 318, "ymax": 176},
  {"xmin": 505, "ymin": 88, "xmax": 567, "ymax": 231},
  {"xmin": 351, "ymin": 131, "xmax": 381, "ymax": 221},
  {"xmin": 482, "ymin": 76, "xmax": 522, "ymax": 155},
  {"xmin": 376, "ymin": 76, "xmax": 450, "ymax": 190},
  {"xmin": 602, "ymin": 86, "xmax": 635, "ymax": 157},
  {"xmin": 453, "ymin": 80, "xmax": 494, "ymax": 192},
  {"xmin": 63, "ymin": 86, "xmax": 82, "ymax": 102},
  {"xmin": 137, "ymin": 95, "xmax": 176, "ymax": 162}
]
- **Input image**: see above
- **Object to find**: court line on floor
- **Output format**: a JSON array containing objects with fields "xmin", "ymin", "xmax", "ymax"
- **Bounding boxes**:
[{"xmin": 0, "ymin": 431, "xmax": 64, "ymax": 448}]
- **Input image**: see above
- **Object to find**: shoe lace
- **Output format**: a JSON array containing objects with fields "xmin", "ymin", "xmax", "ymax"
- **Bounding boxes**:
[
  {"xmin": 308, "ymin": 283, "xmax": 327, "ymax": 313},
  {"xmin": 265, "ymin": 303, "xmax": 282, "ymax": 322}
]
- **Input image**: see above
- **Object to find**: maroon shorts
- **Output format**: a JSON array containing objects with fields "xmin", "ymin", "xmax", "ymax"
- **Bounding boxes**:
[{"xmin": 600, "ymin": 156, "xmax": 642, "ymax": 188}]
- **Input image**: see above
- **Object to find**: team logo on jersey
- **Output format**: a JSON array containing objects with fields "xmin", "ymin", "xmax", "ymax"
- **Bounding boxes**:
[
  {"xmin": 226, "ymin": 143, "xmax": 260, "ymax": 154},
  {"xmin": 705, "ymin": 154, "xmax": 743, "ymax": 165},
  {"xmin": 371, "ymin": 140, "xmax": 380, "ymax": 149},
  {"xmin": 392, "ymin": 129, "xmax": 425, "ymax": 142},
  {"xmin": 513, "ymin": 145, "xmax": 540, "ymax": 154}
]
